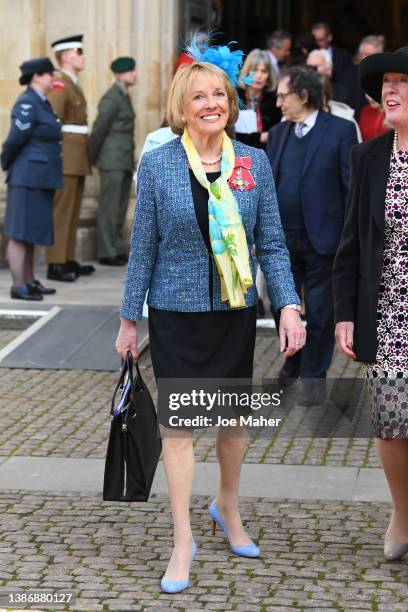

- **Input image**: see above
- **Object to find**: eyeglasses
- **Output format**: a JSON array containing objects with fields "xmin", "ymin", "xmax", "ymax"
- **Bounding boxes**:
[{"xmin": 276, "ymin": 91, "xmax": 294, "ymax": 101}]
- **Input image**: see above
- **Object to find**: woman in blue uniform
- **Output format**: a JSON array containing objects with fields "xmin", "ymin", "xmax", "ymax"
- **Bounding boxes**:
[{"xmin": 1, "ymin": 57, "xmax": 63, "ymax": 300}]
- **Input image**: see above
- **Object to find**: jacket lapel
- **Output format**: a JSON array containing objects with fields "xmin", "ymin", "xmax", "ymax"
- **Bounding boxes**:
[
  {"xmin": 367, "ymin": 130, "xmax": 393, "ymax": 233},
  {"xmin": 273, "ymin": 121, "xmax": 292, "ymax": 177},
  {"xmin": 302, "ymin": 109, "xmax": 329, "ymax": 176}
]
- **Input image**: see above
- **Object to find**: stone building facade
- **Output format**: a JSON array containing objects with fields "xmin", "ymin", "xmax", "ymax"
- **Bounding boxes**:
[{"xmin": 0, "ymin": 0, "xmax": 213, "ymax": 264}]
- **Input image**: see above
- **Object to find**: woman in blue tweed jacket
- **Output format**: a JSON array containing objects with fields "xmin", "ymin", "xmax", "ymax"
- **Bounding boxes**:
[{"xmin": 116, "ymin": 51, "xmax": 305, "ymax": 593}]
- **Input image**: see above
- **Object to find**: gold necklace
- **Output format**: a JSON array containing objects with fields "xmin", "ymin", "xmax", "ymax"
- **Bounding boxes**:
[{"xmin": 393, "ymin": 132, "xmax": 408, "ymax": 169}]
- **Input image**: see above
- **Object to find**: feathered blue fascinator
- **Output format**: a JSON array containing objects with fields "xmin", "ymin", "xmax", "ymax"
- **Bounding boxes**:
[{"xmin": 186, "ymin": 33, "xmax": 253, "ymax": 87}]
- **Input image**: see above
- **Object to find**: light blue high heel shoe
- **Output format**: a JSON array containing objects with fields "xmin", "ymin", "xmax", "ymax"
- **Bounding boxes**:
[
  {"xmin": 209, "ymin": 500, "xmax": 260, "ymax": 558},
  {"xmin": 160, "ymin": 540, "xmax": 198, "ymax": 594}
]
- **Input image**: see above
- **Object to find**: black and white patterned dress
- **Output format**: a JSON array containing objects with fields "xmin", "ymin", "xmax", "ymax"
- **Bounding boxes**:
[{"xmin": 366, "ymin": 148, "xmax": 408, "ymax": 439}]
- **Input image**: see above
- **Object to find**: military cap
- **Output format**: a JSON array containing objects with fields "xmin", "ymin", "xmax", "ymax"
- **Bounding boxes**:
[
  {"xmin": 19, "ymin": 56, "xmax": 56, "ymax": 85},
  {"xmin": 51, "ymin": 34, "xmax": 83, "ymax": 53},
  {"xmin": 110, "ymin": 57, "xmax": 136, "ymax": 73}
]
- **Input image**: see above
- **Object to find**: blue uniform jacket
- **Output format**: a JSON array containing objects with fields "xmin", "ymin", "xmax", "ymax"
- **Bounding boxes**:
[
  {"xmin": 1, "ymin": 87, "xmax": 63, "ymax": 190},
  {"xmin": 120, "ymin": 137, "xmax": 300, "ymax": 321},
  {"xmin": 267, "ymin": 110, "xmax": 358, "ymax": 256}
]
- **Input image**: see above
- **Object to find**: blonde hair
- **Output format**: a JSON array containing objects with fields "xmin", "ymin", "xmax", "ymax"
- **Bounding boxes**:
[
  {"xmin": 167, "ymin": 62, "xmax": 239, "ymax": 136},
  {"xmin": 239, "ymin": 49, "xmax": 275, "ymax": 91}
]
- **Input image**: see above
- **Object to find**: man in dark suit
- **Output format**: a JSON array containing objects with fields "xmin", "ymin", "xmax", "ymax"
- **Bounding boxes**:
[
  {"xmin": 338, "ymin": 35, "xmax": 384, "ymax": 119},
  {"xmin": 267, "ymin": 65, "xmax": 357, "ymax": 403},
  {"xmin": 311, "ymin": 22, "xmax": 352, "ymax": 84}
]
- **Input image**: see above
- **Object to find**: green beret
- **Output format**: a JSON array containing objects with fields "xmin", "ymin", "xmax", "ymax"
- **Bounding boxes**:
[{"xmin": 110, "ymin": 56, "xmax": 136, "ymax": 73}]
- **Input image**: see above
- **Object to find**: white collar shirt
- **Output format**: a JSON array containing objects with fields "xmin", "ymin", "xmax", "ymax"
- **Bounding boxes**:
[{"xmin": 294, "ymin": 109, "xmax": 319, "ymax": 137}]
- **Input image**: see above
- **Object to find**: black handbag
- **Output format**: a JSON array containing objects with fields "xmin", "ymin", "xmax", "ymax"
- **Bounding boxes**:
[{"xmin": 103, "ymin": 351, "xmax": 162, "ymax": 502}]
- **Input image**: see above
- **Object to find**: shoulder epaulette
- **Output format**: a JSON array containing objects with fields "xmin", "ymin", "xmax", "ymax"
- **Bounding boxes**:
[{"xmin": 52, "ymin": 80, "xmax": 65, "ymax": 91}]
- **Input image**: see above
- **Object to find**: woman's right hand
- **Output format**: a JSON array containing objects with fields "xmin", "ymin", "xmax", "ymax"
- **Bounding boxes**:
[
  {"xmin": 335, "ymin": 321, "xmax": 356, "ymax": 359},
  {"xmin": 115, "ymin": 318, "xmax": 138, "ymax": 361}
]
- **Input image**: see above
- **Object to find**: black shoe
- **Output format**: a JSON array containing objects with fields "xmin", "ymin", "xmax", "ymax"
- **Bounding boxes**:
[
  {"xmin": 278, "ymin": 363, "xmax": 300, "ymax": 388},
  {"xmin": 66, "ymin": 260, "xmax": 95, "ymax": 276},
  {"xmin": 99, "ymin": 256, "xmax": 125, "ymax": 266},
  {"xmin": 27, "ymin": 279, "xmax": 57, "ymax": 295},
  {"xmin": 297, "ymin": 379, "xmax": 327, "ymax": 406},
  {"xmin": 47, "ymin": 263, "xmax": 77, "ymax": 282},
  {"xmin": 11, "ymin": 284, "xmax": 43, "ymax": 301},
  {"xmin": 116, "ymin": 253, "xmax": 128, "ymax": 264}
]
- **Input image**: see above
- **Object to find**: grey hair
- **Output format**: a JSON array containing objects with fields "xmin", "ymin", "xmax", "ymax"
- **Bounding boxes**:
[
  {"xmin": 239, "ymin": 48, "xmax": 275, "ymax": 91},
  {"xmin": 358, "ymin": 35, "xmax": 384, "ymax": 53},
  {"xmin": 307, "ymin": 49, "xmax": 333, "ymax": 70},
  {"xmin": 266, "ymin": 29, "xmax": 291, "ymax": 50}
]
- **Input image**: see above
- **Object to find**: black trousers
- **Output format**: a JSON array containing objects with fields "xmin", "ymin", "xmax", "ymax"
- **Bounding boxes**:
[{"xmin": 273, "ymin": 229, "xmax": 335, "ymax": 379}]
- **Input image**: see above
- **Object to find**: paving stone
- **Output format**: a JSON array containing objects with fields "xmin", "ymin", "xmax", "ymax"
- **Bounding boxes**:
[{"xmin": 0, "ymin": 335, "xmax": 374, "ymax": 466}]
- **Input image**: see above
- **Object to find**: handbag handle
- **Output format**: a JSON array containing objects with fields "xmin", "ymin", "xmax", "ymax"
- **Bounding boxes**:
[
  {"xmin": 110, "ymin": 352, "xmax": 135, "ymax": 415},
  {"xmin": 125, "ymin": 350, "xmax": 144, "ymax": 390},
  {"xmin": 110, "ymin": 351, "xmax": 143, "ymax": 417}
]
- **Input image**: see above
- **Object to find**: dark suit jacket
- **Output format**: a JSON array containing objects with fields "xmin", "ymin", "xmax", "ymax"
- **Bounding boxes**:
[
  {"xmin": 332, "ymin": 130, "xmax": 393, "ymax": 363},
  {"xmin": 267, "ymin": 109, "xmax": 358, "ymax": 255},
  {"xmin": 338, "ymin": 64, "xmax": 368, "ymax": 119},
  {"xmin": 1, "ymin": 87, "xmax": 63, "ymax": 190},
  {"xmin": 331, "ymin": 45, "xmax": 352, "ymax": 83}
]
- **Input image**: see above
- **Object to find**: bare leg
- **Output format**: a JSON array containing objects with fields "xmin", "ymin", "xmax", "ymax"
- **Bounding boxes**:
[
  {"xmin": 376, "ymin": 438, "xmax": 408, "ymax": 541},
  {"xmin": 215, "ymin": 426, "xmax": 252, "ymax": 546},
  {"xmin": 24, "ymin": 243, "xmax": 35, "ymax": 284},
  {"xmin": 162, "ymin": 432, "xmax": 195, "ymax": 581},
  {"xmin": 7, "ymin": 239, "xmax": 26, "ymax": 287}
]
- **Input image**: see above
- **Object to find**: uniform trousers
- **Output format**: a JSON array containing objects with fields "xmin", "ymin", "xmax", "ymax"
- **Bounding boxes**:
[
  {"xmin": 97, "ymin": 170, "xmax": 132, "ymax": 259},
  {"xmin": 46, "ymin": 175, "xmax": 85, "ymax": 264}
]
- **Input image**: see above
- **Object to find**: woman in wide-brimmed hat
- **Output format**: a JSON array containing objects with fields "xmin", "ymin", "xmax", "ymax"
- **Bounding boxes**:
[{"xmin": 333, "ymin": 47, "xmax": 408, "ymax": 561}]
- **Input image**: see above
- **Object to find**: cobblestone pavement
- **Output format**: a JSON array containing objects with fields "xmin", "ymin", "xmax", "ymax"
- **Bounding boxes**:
[
  {"xmin": 0, "ymin": 491, "xmax": 407, "ymax": 612},
  {"xmin": 0, "ymin": 327, "xmax": 406, "ymax": 611},
  {"xmin": 0, "ymin": 329, "xmax": 20, "ymax": 350},
  {"xmin": 0, "ymin": 330, "xmax": 378, "ymax": 468}
]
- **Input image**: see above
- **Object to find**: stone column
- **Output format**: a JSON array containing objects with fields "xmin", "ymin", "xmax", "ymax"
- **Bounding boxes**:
[
  {"xmin": 133, "ymin": 0, "xmax": 179, "ymax": 153},
  {"xmin": 0, "ymin": 0, "xmax": 181, "ymax": 263}
]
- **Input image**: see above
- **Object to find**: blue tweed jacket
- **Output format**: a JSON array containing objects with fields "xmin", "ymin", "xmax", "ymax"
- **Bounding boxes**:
[{"xmin": 120, "ymin": 137, "xmax": 299, "ymax": 321}]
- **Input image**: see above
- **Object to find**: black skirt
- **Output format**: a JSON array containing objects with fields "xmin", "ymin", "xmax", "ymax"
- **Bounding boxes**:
[{"xmin": 148, "ymin": 306, "xmax": 257, "ymax": 380}]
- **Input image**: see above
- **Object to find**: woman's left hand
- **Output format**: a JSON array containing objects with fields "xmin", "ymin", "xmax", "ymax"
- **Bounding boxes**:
[{"xmin": 279, "ymin": 308, "xmax": 306, "ymax": 357}]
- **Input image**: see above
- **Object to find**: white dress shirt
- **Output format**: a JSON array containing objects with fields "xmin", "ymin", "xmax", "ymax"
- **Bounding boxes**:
[{"xmin": 294, "ymin": 109, "xmax": 319, "ymax": 137}]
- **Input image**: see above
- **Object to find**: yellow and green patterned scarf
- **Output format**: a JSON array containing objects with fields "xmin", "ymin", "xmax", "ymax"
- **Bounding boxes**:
[{"xmin": 181, "ymin": 128, "xmax": 253, "ymax": 308}]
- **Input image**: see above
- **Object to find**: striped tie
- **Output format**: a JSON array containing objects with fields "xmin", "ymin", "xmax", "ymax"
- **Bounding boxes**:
[{"xmin": 295, "ymin": 122, "xmax": 306, "ymax": 138}]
